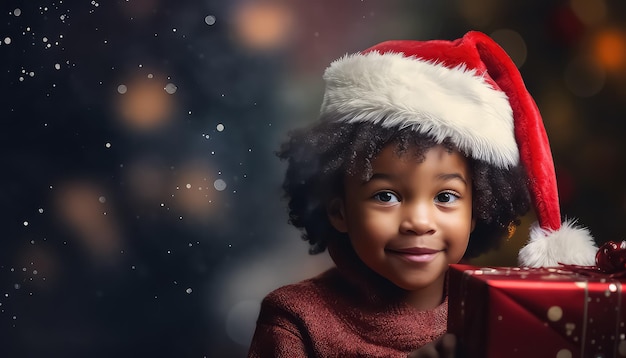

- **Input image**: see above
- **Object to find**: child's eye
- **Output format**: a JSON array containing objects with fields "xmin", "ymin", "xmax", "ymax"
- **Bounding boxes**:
[
  {"xmin": 435, "ymin": 191, "xmax": 459, "ymax": 204},
  {"xmin": 373, "ymin": 191, "xmax": 399, "ymax": 203}
]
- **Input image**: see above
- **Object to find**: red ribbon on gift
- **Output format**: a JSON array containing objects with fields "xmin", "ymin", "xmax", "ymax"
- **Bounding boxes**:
[{"xmin": 560, "ymin": 240, "xmax": 626, "ymax": 278}]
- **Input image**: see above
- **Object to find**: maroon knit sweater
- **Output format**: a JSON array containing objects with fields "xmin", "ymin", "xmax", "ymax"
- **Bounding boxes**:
[{"xmin": 248, "ymin": 239, "xmax": 448, "ymax": 357}]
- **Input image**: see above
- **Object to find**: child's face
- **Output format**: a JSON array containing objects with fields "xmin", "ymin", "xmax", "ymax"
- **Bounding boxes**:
[{"xmin": 329, "ymin": 143, "xmax": 474, "ymax": 293}]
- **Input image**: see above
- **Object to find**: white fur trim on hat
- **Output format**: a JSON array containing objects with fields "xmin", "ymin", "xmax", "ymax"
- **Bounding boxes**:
[
  {"xmin": 518, "ymin": 220, "xmax": 597, "ymax": 267},
  {"xmin": 320, "ymin": 51, "xmax": 519, "ymax": 168}
]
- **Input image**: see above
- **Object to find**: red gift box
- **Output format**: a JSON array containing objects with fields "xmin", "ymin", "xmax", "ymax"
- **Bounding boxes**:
[{"xmin": 447, "ymin": 264, "xmax": 626, "ymax": 358}]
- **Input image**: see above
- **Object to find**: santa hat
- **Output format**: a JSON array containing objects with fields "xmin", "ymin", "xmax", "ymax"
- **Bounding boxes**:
[{"xmin": 319, "ymin": 30, "xmax": 597, "ymax": 267}]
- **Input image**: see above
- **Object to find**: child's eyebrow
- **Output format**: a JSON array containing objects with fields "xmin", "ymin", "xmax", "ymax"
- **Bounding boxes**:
[
  {"xmin": 363, "ymin": 173, "xmax": 396, "ymax": 184},
  {"xmin": 436, "ymin": 173, "xmax": 468, "ymax": 185},
  {"xmin": 364, "ymin": 173, "xmax": 468, "ymax": 185}
]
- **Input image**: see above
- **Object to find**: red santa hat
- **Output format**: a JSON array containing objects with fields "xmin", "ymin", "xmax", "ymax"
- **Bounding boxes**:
[{"xmin": 319, "ymin": 30, "xmax": 597, "ymax": 267}]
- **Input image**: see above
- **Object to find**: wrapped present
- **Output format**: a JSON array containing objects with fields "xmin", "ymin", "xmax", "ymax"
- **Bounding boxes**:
[{"xmin": 447, "ymin": 263, "xmax": 626, "ymax": 357}]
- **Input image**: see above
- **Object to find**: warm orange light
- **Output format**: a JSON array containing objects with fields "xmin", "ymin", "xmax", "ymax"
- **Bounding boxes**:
[
  {"xmin": 117, "ymin": 76, "xmax": 174, "ymax": 131},
  {"xmin": 16, "ymin": 245, "xmax": 60, "ymax": 290},
  {"xmin": 173, "ymin": 162, "xmax": 218, "ymax": 221},
  {"xmin": 593, "ymin": 29, "xmax": 626, "ymax": 71},
  {"xmin": 232, "ymin": 1, "xmax": 294, "ymax": 50},
  {"xmin": 490, "ymin": 29, "xmax": 527, "ymax": 68},
  {"xmin": 457, "ymin": 0, "xmax": 501, "ymax": 28},
  {"xmin": 54, "ymin": 180, "xmax": 123, "ymax": 262},
  {"xmin": 118, "ymin": 0, "xmax": 158, "ymax": 18},
  {"xmin": 570, "ymin": 0, "xmax": 606, "ymax": 26}
]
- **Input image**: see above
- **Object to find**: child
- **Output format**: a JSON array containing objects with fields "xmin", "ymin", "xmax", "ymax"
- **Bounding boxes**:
[{"xmin": 248, "ymin": 31, "xmax": 597, "ymax": 357}]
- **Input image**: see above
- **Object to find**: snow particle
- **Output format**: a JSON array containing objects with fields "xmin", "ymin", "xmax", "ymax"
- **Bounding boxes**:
[
  {"xmin": 216, "ymin": 123, "xmax": 225, "ymax": 132},
  {"xmin": 98, "ymin": 196, "xmax": 106, "ymax": 203},
  {"xmin": 185, "ymin": 183, "xmax": 192, "ymax": 189},
  {"xmin": 547, "ymin": 306, "xmax": 563, "ymax": 322},
  {"xmin": 185, "ymin": 288, "xmax": 193, "ymax": 294},
  {"xmin": 117, "ymin": 84, "xmax": 127, "ymax": 94},
  {"xmin": 214, "ymin": 179, "xmax": 227, "ymax": 191},
  {"xmin": 4, "ymin": 37, "xmax": 11, "ymax": 45},
  {"xmin": 54, "ymin": 63, "xmax": 61, "ymax": 70},
  {"xmin": 164, "ymin": 83, "xmax": 177, "ymax": 94},
  {"xmin": 105, "ymin": 142, "xmax": 111, "ymax": 148},
  {"xmin": 23, "ymin": 221, "xmax": 29, "ymax": 226},
  {"xmin": 205, "ymin": 15, "xmax": 216, "ymax": 25},
  {"xmin": 14, "ymin": 8, "xmax": 21, "ymax": 16},
  {"xmin": 556, "ymin": 349, "xmax": 572, "ymax": 358}
]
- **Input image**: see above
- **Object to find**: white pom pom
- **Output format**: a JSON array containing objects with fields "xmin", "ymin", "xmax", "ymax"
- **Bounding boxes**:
[{"xmin": 518, "ymin": 219, "xmax": 597, "ymax": 268}]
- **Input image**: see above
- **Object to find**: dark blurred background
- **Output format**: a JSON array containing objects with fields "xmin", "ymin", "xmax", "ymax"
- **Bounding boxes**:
[{"xmin": 1, "ymin": 0, "xmax": 624, "ymax": 357}]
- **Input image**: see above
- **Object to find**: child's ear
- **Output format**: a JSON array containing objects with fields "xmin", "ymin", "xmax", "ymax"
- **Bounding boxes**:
[
  {"xmin": 470, "ymin": 217, "xmax": 476, "ymax": 233},
  {"xmin": 326, "ymin": 198, "xmax": 348, "ymax": 233}
]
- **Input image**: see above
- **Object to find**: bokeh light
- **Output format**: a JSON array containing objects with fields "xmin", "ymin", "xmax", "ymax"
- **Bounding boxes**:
[
  {"xmin": 231, "ymin": 1, "xmax": 295, "ymax": 51},
  {"xmin": 592, "ymin": 28, "xmax": 626, "ymax": 72},
  {"xmin": 538, "ymin": 85, "xmax": 581, "ymax": 148},
  {"xmin": 116, "ymin": 75, "xmax": 175, "ymax": 132},
  {"xmin": 457, "ymin": 0, "xmax": 501, "ymax": 28},
  {"xmin": 490, "ymin": 29, "xmax": 527, "ymax": 68},
  {"xmin": 173, "ymin": 162, "xmax": 220, "ymax": 221},
  {"xmin": 118, "ymin": 0, "xmax": 159, "ymax": 18},
  {"xmin": 53, "ymin": 180, "xmax": 123, "ymax": 264},
  {"xmin": 205, "ymin": 15, "xmax": 217, "ymax": 26},
  {"xmin": 225, "ymin": 300, "xmax": 260, "ymax": 345},
  {"xmin": 570, "ymin": 0, "xmax": 607, "ymax": 27}
]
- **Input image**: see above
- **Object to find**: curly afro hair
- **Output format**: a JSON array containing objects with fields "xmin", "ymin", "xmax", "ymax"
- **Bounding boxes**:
[{"xmin": 278, "ymin": 121, "xmax": 531, "ymax": 259}]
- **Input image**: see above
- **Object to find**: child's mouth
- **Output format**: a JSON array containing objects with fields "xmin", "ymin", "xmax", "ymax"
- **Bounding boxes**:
[{"xmin": 386, "ymin": 247, "xmax": 442, "ymax": 263}]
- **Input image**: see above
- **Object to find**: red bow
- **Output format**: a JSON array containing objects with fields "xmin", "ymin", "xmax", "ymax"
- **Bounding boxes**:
[
  {"xmin": 558, "ymin": 241, "xmax": 626, "ymax": 278},
  {"xmin": 595, "ymin": 240, "xmax": 626, "ymax": 275}
]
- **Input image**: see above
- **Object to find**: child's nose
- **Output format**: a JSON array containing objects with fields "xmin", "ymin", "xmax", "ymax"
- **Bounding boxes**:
[{"xmin": 399, "ymin": 202, "xmax": 436, "ymax": 236}]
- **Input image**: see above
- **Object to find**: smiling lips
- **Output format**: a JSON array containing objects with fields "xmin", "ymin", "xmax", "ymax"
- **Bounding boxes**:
[{"xmin": 386, "ymin": 247, "xmax": 442, "ymax": 263}]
